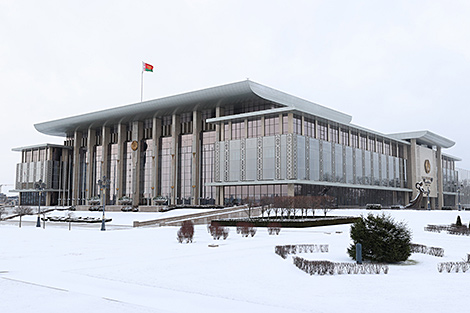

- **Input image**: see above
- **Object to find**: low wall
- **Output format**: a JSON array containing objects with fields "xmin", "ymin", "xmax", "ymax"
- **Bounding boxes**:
[{"xmin": 133, "ymin": 205, "xmax": 261, "ymax": 227}]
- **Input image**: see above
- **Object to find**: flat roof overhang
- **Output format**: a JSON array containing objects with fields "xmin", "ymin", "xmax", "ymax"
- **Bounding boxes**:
[
  {"xmin": 34, "ymin": 80, "xmax": 352, "ymax": 137},
  {"xmin": 12, "ymin": 143, "xmax": 72, "ymax": 152},
  {"xmin": 206, "ymin": 180, "xmax": 412, "ymax": 193},
  {"xmin": 388, "ymin": 130, "xmax": 455, "ymax": 149}
]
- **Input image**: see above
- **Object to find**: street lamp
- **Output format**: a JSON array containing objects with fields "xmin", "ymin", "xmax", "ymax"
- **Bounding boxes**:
[
  {"xmin": 98, "ymin": 176, "xmax": 111, "ymax": 231},
  {"xmin": 34, "ymin": 179, "xmax": 46, "ymax": 228},
  {"xmin": 426, "ymin": 187, "xmax": 431, "ymax": 210}
]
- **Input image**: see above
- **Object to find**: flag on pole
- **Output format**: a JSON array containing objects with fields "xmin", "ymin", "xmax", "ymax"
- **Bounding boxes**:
[{"xmin": 143, "ymin": 62, "xmax": 154, "ymax": 72}]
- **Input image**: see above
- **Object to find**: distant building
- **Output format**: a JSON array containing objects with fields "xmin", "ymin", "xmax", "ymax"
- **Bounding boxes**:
[{"xmin": 12, "ymin": 80, "xmax": 461, "ymax": 209}]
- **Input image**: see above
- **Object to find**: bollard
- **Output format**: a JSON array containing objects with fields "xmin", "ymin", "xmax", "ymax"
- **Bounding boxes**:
[{"xmin": 356, "ymin": 243, "xmax": 362, "ymax": 264}]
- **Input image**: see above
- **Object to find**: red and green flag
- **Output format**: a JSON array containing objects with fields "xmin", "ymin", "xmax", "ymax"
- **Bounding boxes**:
[{"xmin": 143, "ymin": 62, "xmax": 154, "ymax": 72}]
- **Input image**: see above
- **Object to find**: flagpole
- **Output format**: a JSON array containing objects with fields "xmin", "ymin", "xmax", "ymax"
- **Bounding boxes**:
[{"xmin": 141, "ymin": 61, "xmax": 144, "ymax": 102}]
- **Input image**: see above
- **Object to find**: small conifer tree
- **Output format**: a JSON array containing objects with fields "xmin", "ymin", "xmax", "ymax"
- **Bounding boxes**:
[
  {"xmin": 456, "ymin": 215, "xmax": 463, "ymax": 227},
  {"xmin": 348, "ymin": 213, "xmax": 412, "ymax": 263}
]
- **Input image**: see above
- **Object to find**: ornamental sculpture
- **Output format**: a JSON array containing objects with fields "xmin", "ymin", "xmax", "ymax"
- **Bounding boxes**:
[{"xmin": 404, "ymin": 181, "xmax": 425, "ymax": 209}]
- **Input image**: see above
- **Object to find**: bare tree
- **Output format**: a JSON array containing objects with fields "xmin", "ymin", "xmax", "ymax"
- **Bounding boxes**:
[
  {"xmin": 14, "ymin": 206, "xmax": 33, "ymax": 228},
  {"xmin": 243, "ymin": 197, "xmax": 258, "ymax": 220},
  {"xmin": 320, "ymin": 195, "xmax": 336, "ymax": 216},
  {"xmin": 259, "ymin": 197, "xmax": 272, "ymax": 219}
]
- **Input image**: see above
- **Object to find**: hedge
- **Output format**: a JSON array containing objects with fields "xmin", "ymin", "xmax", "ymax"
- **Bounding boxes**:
[{"xmin": 212, "ymin": 216, "xmax": 360, "ymax": 228}]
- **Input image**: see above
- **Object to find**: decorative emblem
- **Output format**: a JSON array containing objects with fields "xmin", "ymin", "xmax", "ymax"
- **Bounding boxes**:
[
  {"xmin": 424, "ymin": 159, "xmax": 431, "ymax": 174},
  {"xmin": 131, "ymin": 140, "xmax": 139, "ymax": 151}
]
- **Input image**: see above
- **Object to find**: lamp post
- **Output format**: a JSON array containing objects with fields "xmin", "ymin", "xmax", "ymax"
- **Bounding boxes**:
[
  {"xmin": 34, "ymin": 179, "xmax": 46, "ymax": 228},
  {"xmin": 426, "ymin": 187, "xmax": 431, "ymax": 210},
  {"xmin": 98, "ymin": 176, "xmax": 110, "ymax": 231}
]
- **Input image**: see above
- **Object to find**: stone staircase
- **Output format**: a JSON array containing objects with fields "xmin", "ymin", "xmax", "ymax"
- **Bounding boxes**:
[{"xmin": 133, "ymin": 205, "xmax": 262, "ymax": 227}]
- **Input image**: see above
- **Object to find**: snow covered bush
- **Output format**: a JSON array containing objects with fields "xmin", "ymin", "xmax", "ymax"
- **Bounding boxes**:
[
  {"xmin": 437, "ymin": 262, "xmax": 470, "ymax": 273},
  {"xmin": 348, "ymin": 213, "xmax": 412, "ymax": 263},
  {"xmin": 208, "ymin": 222, "xmax": 229, "ymax": 240},
  {"xmin": 177, "ymin": 221, "xmax": 194, "ymax": 243},
  {"xmin": 410, "ymin": 243, "xmax": 444, "ymax": 257},
  {"xmin": 236, "ymin": 222, "xmax": 256, "ymax": 237},
  {"xmin": 275, "ymin": 244, "xmax": 329, "ymax": 259},
  {"xmin": 292, "ymin": 257, "xmax": 388, "ymax": 275}
]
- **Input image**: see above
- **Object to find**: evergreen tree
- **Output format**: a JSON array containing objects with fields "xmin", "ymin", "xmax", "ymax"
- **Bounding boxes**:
[
  {"xmin": 456, "ymin": 215, "xmax": 463, "ymax": 227},
  {"xmin": 348, "ymin": 213, "xmax": 412, "ymax": 263}
]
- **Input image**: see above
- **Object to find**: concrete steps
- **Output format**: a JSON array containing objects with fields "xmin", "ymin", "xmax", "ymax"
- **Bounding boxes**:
[{"xmin": 133, "ymin": 205, "xmax": 262, "ymax": 227}]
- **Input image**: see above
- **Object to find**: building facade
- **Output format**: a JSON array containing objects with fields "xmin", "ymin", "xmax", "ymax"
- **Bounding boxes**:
[{"xmin": 12, "ymin": 81, "xmax": 461, "ymax": 209}]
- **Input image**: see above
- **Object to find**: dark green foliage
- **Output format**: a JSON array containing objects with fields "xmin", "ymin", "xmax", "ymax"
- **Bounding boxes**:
[
  {"xmin": 456, "ymin": 215, "xmax": 462, "ymax": 227},
  {"xmin": 348, "ymin": 213, "xmax": 412, "ymax": 263}
]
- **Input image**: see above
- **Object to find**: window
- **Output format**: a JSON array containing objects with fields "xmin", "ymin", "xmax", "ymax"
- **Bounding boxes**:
[
  {"xmin": 264, "ymin": 116, "xmax": 278, "ymax": 136},
  {"xmin": 318, "ymin": 122, "xmax": 328, "ymax": 141}
]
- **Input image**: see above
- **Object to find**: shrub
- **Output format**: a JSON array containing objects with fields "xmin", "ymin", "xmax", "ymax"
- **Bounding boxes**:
[
  {"xmin": 236, "ymin": 222, "xmax": 256, "ymax": 237},
  {"xmin": 267, "ymin": 222, "xmax": 281, "ymax": 235},
  {"xmin": 456, "ymin": 215, "xmax": 463, "ymax": 227},
  {"xmin": 293, "ymin": 257, "xmax": 389, "ymax": 275},
  {"xmin": 177, "ymin": 221, "xmax": 194, "ymax": 243},
  {"xmin": 275, "ymin": 244, "xmax": 329, "ymax": 259},
  {"xmin": 410, "ymin": 243, "xmax": 444, "ymax": 257},
  {"xmin": 348, "ymin": 213, "xmax": 412, "ymax": 263},
  {"xmin": 208, "ymin": 222, "xmax": 229, "ymax": 240}
]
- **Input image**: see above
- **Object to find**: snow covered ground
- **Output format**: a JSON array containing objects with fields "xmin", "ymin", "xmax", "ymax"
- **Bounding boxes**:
[{"xmin": 1, "ymin": 209, "xmax": 469, "ymax": 313}]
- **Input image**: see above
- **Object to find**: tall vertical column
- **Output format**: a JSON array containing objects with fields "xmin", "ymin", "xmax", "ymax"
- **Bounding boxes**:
[
  {"xmin": 437, "ymin": 146, "xmax": 444, "ymax": 209},
  {"xmin": 72, "ymin": 131, "xmax": 83, "ymax": 206},
  {"xmin": 152, "ymin": 117, "xmax": 162, "ymax": 202},
  {"xmin": 116, "ymin": 124, "xmax": 126, "ymax": 200},
  {"xmin": 409, "ymin": 139, "xmax": 418, "ymax": 202},
  {"xmin": 171, "ymin": 114, "xmax": 181, "ymax": 205},
  {"xmin": 243, "ymin": 119, "xmax": 248, "ymax": 138},
  {"xmin": 86, "ymin": 128, "xmax": 96, "ymax": 203},
  {"xmin": 192, "ymin": 110, "xmax": 201, "ymax": 205},
  {"xmin": 132, "ymin": 121, "xmax": 143, "ymax": 206},
  {"xmin": 215, "ymin": 106, "xmax": 224, "ymax": 206},
  {"xmin": 61, "ymin": 149, "xmax": 69, "ymax": 206},
  {"xmin": 287, "ymin": 113, "xmax": 294, "ymax": 134},
  {"xmin": 278, "ymin": 114, "xmax": 284, "ymax": 134},
  {"xmin": 314, "ymin": 118, "xmax": 318, "ymax": 139},
  {"xmin": 101, "ymin": 126, "xmax": 110, "ymax": 204}
]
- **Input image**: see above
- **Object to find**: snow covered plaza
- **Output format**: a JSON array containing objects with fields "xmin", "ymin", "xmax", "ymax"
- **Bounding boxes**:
[
  {"xmin": 12, "ymin": 81, "xmax": 461, "ymax": 210},
  {"xmin": 1, "ymin": 209, "xmax": 469, "ymax": 313}
]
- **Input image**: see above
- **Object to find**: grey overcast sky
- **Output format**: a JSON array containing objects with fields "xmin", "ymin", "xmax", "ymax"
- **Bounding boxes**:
[{"xmin": 1, "ymin": 0, "xmax": 469, "ymax": 194}]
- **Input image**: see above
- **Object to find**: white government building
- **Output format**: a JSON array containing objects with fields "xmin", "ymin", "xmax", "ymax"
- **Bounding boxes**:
[{"xmin": 12, "ymin": 80, "xmax": 461, "ymax": 209}]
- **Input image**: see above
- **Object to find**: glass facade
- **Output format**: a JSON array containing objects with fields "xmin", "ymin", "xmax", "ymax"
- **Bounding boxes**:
[
  {"xmin": 264, "ymin": 116, "xmax": 278, "ymax": 136},
  {"xmin": 92, "ymin": 145, "xmax": 103, "ymax": 197},
  {"xmin": 159, "ymin": 137, "xmax": 172, "ymax": 200},
  {"xmin": 123, "ymin": 142, "xmax": 134, "ymax": 197},
  {"xmin": 108, "ymin": 144, "xmax": 118, "ymax": 204},
  {"xmin": 201, "ymin": 131, "xmax": 216, "ymax": 204},
  {"xmin": 178, "ymin": 134, "xmax": 192, "ymax": 204},
  {"xmin": 223, "ymin": 184, "xmax": 288, "ymax": 206},
  {"xmin": 140, "ymin": 139, "xmax": 154, "ymax": 205},
  {"xmin": 78, "ymin": 147, "xmax": 87, "ymax": 205}
]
